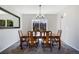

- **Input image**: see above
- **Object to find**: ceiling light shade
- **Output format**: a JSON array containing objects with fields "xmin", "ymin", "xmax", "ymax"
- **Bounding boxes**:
[{"xmin": 35, "ymin": 5, "xmax": 47, "ymax": 20}]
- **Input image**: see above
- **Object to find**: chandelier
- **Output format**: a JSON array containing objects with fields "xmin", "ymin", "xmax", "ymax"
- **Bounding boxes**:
[{"xmin": 36, "ymin": 5, "xmax": 46, "ymax": 19}]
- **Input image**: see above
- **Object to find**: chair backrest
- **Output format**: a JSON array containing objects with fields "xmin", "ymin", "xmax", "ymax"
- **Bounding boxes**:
[
  {"xmin": 28, "ymin": 31, "xmax": 36, "ymax": 40},
  {"xmin": 28, "ymin": 31, "xmax": 36, "ymax": 45},
  {"xmin": 41, "ymin": 31, "xmax": 46, "ymax": 36},
  {"xmin": 47, "ymin": 31, "xmax": 52, "ymax": 36},
  {"xmin": 32, "ymin": 31, "xmax": 36, "ymax": 36},
  {"xmin": 46, "ymin": 32, "xmax": 49, "ymax": 42},
  {"xmin": 43, "ymin": 31, "xmax": 50, "ymax": 43},
  {"xmin": 36, "ymin": 31, "xmax": 40, "ymax": 36},
  {"xmin": 29, "ymin": 32, "xmax": 33, "ymax": 40},
  {"xmin": 57, "ymin": 30, "xmax": 62, "ymax": 36},
  {"xmin": 41, "ymin": 31, "xmax": 52, "ymax": 36},
  {"xmin": 28, "ymin": 31, "xmax": 32, "ymax": 36},
  {"xmin": 18, "ymin": 30, "xmax": 23, "ymax": 37}
]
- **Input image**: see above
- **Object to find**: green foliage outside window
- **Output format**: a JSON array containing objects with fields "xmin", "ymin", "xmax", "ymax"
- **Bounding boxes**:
[
  {"xmin": 0, "ymin": 20, "xmax": 5, "ymax": 27},
  {"xmin": 7, "ymin": 20, "xmax": 13, "ymax": 27}
]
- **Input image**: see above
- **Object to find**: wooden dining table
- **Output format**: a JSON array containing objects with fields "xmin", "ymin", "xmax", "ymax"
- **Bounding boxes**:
[{"xmin": 20, "ymin": 35, "xmax": 61, "ymax": 49}]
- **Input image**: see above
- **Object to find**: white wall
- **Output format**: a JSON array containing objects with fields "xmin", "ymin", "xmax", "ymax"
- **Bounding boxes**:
[
  {"xmin": 22, "ymin": 14, "xmax": 35, "ymax": 35},
  {"xmin": 0, "ymin": 6, "xmax": 21, "ymax": 52},
  {"xmin": 45, "ymin": 14, "xmax": 58, "ymax": 32},
  {"xmin": 57, "ymin": 6, "xmax": 79, "ymax": 51},
  {"xmin": 22, "ymin": 14, "xmax": 58, "ymax": 35}
]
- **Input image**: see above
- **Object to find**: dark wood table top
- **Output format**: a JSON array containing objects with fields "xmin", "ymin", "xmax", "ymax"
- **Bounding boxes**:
[{"xmin": 20, "ymin": 35, "xmax": 60, "ymax": 38}]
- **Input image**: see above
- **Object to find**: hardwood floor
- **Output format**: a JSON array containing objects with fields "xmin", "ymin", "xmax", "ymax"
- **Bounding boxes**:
[{"xmin": 0, "ymin": 41, "xmax": 79, "ymax": 54}]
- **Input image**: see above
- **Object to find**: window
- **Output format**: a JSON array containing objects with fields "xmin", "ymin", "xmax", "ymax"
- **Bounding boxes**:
[{"xmin": 32, "ymin": 19, "xmax": 47, "ymax": 31}]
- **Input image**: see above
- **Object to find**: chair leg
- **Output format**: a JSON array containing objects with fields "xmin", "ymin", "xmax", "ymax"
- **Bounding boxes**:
[
  {"xmin": 26, "ymin": 40, "xmax": 28, "ymax": 47},
  {"xmin": 52, "ymin": 42, "xmax": 54, "ymax": 46},
  {"xmin": 42, "ymin": 43, "xmax": 44, "ymax": 48},
  {"xmin": 20, "ymin": 43, "xmax": 23, "ymax": 49},
  {"xmin": 50, "ymin": 44, "xmax": 52, "ymax": 51},
  {"xmin": 28, "ymin": 44, "xmax": 30, "ymax": 48},
  {"xmin": 36, "ymin": 42, "xmax": 38, "ymax": 48},
  {"xmin": 58, "ymin": 37, "xmax": 61, "ymax": 50},
  {"xmin": 20, "ymin": 38, "xmax": 23, "ymax": 49}
]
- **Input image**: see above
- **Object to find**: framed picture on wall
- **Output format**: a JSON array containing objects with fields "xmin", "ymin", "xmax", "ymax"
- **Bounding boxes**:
[
  {"xmin": 0, "ymin": 20, "xmax": 5, "ymax": 27},
  {"xmin": 0, "ymin": 7, "xmax": 20, "ymax": 29},
  {"xmin": 0, "ymin": 19, "xmax": 14, "ymax": 28},
  {"xmin": 7, "ymin": 20, "xmax": 13, "ymax": 27}
]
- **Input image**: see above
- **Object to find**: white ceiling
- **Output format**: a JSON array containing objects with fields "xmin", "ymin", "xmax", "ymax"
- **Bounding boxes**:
[{"xmin": 1, "ymin": 5, "xmax": 67, "ymax": 14}]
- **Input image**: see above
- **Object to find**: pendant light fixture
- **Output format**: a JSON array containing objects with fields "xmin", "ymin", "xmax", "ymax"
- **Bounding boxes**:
[{"xmin": 36, "ymin": 5, "xmax": 46, "ymax": 19}]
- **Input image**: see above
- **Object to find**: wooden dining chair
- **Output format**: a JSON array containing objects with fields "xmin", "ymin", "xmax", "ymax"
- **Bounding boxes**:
[
  {"xmin": 18, "ymin": 30, "xmax": 28, "ymax": 49},
  {"xmin": 52, "ymin": 30, "xmax": 62, "ymax": 50},
  {"xmin": 42, "ymin": 31, "xmax": 52, "ymax": 50},
  {"xmin": 28, "ymin": 31, "xmax": 38, "ymax": 48}
]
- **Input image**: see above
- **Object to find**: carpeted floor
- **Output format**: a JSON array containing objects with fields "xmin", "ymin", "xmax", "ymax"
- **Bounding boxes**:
[{"xmin": 0, "ymin": 41, "xmax": 79, "ymax": 54}]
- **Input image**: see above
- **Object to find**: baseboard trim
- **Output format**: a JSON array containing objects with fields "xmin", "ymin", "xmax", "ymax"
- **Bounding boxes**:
[
  {"xmin": 62, "ymin": 41, "xmax": 79, "ymax": 51},
  {"xmin": 0, "ymin": 40, "xmax": 19, "ymax": 53}
]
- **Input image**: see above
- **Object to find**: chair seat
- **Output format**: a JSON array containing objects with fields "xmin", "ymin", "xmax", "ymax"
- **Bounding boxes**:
[{"xmin": 53, "ymin": 38, "xmax": 59, "ymax": 42}]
